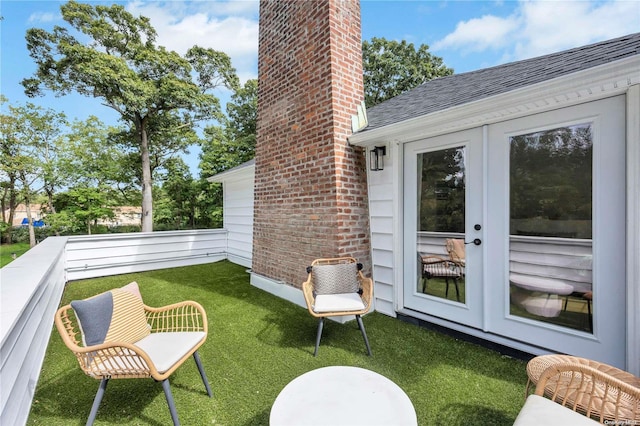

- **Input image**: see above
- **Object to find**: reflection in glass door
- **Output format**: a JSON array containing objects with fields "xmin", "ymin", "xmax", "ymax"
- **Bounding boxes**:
[
  {"xmin": 417, "ymin": 147, "xmax": 467, "ymax": 303},
  {"xmin": 509, "ymin": 124, "xmax": 594, "ymax": 333}
]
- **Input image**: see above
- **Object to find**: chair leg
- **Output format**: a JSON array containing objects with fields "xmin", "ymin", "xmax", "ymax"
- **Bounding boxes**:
[
  {"xmin": 445, "ymin": 278, "xmax": 450, "ymax": 298},
  {"xmin": 356, "ymin": 315, "xmax": 372, "ymax": 356},
  {"xmin": 193, "ymin": 351, "xmax": 212, "ymax": 397},
  {"xmin": 314, "ymin": 318, "xmax": 324, "ymax": 357},
  {"xmin": 161, "ymin": 379, "xmax": 180, "ymax": 426},
  {"xmin": 454, "ymin": 278, "xmax": 461, "ymax": 302},
  {"xmin": 86, "ymin": 378, "xmax": 109, "ymax": 426}
]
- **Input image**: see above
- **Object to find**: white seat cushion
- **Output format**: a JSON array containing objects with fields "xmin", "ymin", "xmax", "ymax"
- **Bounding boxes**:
[
  {"xmin": 513, "ymin": 395, "xmax": 599, "ymax": 425},
  {"xmin": 424, "ymin": 264, "xmax": 460, "ymax": 277},
  {"xmin": 135, "ymin": 332, "xmax": 206, "ymax": 373},
  {"xmin": 313, "ymin": 293, "xmax": 365, "ymax": 313}
]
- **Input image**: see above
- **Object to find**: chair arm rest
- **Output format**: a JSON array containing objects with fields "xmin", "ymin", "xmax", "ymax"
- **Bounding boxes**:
[
  {"xmin": 144, "ymin": 300, "xmax": 208, "ymax": 333},
  {"xmin": 302, "ymin": 277, "xmax": 318, "ymax": 316},
  {"xmin": 72, "ymin": 341, "xmax": 156, "ymax": 379},
  {"xmin": 535, "ymin": 362, "xmax": 640, "ymax": 422},
  {"xmin": 358, "ymin": 273, "xmax": 373, "ymax": 310}
]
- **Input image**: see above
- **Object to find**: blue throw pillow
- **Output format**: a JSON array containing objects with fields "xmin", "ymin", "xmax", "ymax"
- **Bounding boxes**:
[{"xmin": 71, "ymin": 291, "xmax": 114, "ymax": 346}]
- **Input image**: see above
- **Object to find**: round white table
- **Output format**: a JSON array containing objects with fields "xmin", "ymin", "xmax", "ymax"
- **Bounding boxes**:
[{"xmin": 270, "ymin": 366, "xmax": 417, "ymax": 426}]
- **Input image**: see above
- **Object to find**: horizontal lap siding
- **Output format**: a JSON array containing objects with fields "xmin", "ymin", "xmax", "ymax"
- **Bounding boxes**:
[
  {"xmin": 369, "ymin": 173, "xmax": 395, "ymax": 317},
  {"xmin": 224, "ymin": 175, "xmax": 254, "ymax": 268},
  {"xmin": 66, "ymin": 230, "xmax": 228, "ymax": 281},
  {"xmin": 417, "ymin": 232, "xmax": 462, "ymax": 258},
  {"xmin": 418, "ymin": 233, "xmax": 593, "ymax": 293},
  {"xmin": 510, "ymin": 237, "xmax": 593, "ymax": 293}
]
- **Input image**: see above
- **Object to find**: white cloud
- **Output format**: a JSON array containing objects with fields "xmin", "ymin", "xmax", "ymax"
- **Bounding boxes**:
[
  {"xmin": 28, "ymin": 11, "xmax": 59, "ymax": 24},
  {"xmin": 432, "ymin": 14, "xmax": 519, "ymax": 53},
  {"xmin": 433, "ymin": 0, "xmax": 640, "ymax": 63},
  {"xmin": 125, "ymin": 1, "xmax": 259, "ymax": 81}
]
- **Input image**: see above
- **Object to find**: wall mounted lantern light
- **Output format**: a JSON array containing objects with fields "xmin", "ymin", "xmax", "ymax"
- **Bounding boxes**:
[{"xmin": 370, "ymin": 146, "xmax": 386, "ymax": 171}]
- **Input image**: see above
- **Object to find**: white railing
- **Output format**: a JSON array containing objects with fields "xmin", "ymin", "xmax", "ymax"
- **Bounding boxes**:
[
  {"xmin": 0, "ymin": 229, "xmax": 229, "ymax": 426},
  {"xmin": 66, "ymin": 229, "xmax": 228, "ymax": 280}
]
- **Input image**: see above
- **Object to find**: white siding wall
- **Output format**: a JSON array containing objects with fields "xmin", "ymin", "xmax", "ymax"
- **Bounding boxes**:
[
  {"xmin": 223, "ymin": 174, "xmax": 254, "ymax": 268},
  {"xmin": 66, "ymin": 230, "xmax": 227, "ymax": 281},
  {"xmin": 367, "ymin": 145, "xmax": 397, "ymax": 317},
  {"xmin": 0, "ymin": 237, "xmax": 67, "ymax": 426}
]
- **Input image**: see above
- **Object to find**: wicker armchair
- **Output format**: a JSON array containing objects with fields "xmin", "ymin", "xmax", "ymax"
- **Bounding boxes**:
[
  {"xmin": 55, "ymin": 282, "xmax": 211, "ymax": 426},
  {"xmin": 527, "ymin": 355, "xmax": 640, "ymax": 423},
  {"xmin": 419, "ymin": 254, "xmax": 463, "ymax": 301},
  {"xmin": 302, "ymin": 257, "xmax": 373, "ymax": 356}
]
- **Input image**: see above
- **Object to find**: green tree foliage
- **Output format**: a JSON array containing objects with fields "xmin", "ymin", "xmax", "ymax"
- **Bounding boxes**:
[
  {"xmin": 0, "ymin": 97, "xmax": 19, "ymax": 243},
  {"xmin": 198, "ymin": 79, "xmax": 257, "ymax": 229},
  {"xmin": 200, "ymin": 79, "xmax": 257, "ymax": 176},
  {"xmin": 418, "ymin": 147, "xmax": 465, "ymax": 233},
  {"xmin": 48, "ymin": 116, "xmax": 137, "ymax": 234},
  {"xmin": 362, "ymin": 37, "xmax": 453, "ymax": 107},
  {"xmin": 154, "ymin": 158, "xmax": 198, "ymax": 229},
  {"xmin": 0, "ymin": 99, "xmax": 67, "ymax": 246},
  {"xmin": 22, "ymin": 0, "xmax": 239, "ymax": 232},
  {"xmin": 54, "ymin": 187, "xmax": 115, "ymax": 235},
  {"xmin": 510, "ymin": 124, "xmax": 593, "ymax": 238}
]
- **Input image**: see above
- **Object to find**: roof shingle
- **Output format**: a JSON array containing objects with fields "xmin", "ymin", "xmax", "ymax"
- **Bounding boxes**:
[{"xmin": 363, "ymin": 33, "xmax": 640, "ymax": 131}]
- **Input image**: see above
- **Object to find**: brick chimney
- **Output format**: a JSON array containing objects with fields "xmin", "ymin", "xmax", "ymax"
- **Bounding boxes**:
[{"xmin": 253, "ymin": 0, "xmax": 370, "ymax": 288}]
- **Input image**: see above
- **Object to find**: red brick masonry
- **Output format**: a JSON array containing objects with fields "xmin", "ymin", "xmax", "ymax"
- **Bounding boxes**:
[{"xmin": 253, "ymin": 0, "xmax": 371, "ymax": 287}]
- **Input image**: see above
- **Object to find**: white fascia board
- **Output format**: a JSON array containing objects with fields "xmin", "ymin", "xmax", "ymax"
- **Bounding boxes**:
[
  {"xmin": 349, "ymin": 55, "xmax": 640, "ymax": 147},
  {"xmin": 207, "ymin": 163, "xmax": 255, "ymax": 183}
]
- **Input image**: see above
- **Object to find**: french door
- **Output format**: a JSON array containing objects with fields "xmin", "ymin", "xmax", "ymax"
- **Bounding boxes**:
[
  {"xmin": 403, "ymin": 96, "xmax": 626, "ymax": 367},
  {"xmin": 403, "ymin": 128, "xmax": 484, "ymax": 328}
]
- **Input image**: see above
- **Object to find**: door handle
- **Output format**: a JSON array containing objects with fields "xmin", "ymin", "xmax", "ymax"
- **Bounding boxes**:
[{"xmin": 465, "ymin": 238, "xmax": 482, "ymax": 246}]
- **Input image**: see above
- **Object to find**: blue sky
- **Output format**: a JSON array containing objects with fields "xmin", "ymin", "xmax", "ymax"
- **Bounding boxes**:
[{"xmin": 1, "ymin": 0, "xmax": 639, "ymax": 176}]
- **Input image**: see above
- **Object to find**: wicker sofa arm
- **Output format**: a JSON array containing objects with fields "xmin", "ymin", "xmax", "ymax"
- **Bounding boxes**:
[
  {"xmin": 535, "ymin": 362, "xmax": 640, "ymax": 422},
  {"xmin": 144, "ymin": 300, "xmax": 208, "ymax": 334}
]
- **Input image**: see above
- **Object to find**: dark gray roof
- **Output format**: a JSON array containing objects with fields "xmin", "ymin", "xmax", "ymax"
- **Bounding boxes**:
[{"xmin": 363, "ymin": 33, "xmax": 640, "ymax": 131}]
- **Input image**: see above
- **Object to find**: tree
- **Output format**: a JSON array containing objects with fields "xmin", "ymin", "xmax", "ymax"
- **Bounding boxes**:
[
  {"xmin": 0, "ymin": 99, "xmax": 67, "ymax": 246},
  {"xmin": 197, "ymin": 79, "xmax": 257, "ymax": 229},
  {"xmin": 55, "ymin": 187, "xmax": 115, "ymax": 234},
  {"xmin": 155, "ymin": 158, "xmax": 198, "ymax": 229},
  {"xmin": 22, "ymin": 0, "xmax": 239, "ymax": 232},
  {"xmin": 49, "ymin": 116, "xmax": 138, "ymax": 233},
  {"xmin": 362, "ymin": 37, "xmax": 453, "ymax": 107},
  {"xmin": 200, "ymin": 79, "xmax": 257, "ymax": 176},
  {"xmin": 0, "ymin": 97, "xmax": 19, "ymax": 243}
]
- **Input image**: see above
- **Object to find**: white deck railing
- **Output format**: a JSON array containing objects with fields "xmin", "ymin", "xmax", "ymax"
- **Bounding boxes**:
[{"xmin": 0, "ymin": 229, "xmax": 229, "ymax": 426}]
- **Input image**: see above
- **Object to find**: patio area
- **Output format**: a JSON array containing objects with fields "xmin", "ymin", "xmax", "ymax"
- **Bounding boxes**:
[{"xmin": 28, "ymin": 260, "xmax": 528, "ymax": 425}]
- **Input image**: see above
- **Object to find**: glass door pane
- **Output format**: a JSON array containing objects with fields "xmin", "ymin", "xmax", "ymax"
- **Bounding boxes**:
[
  {"xmin": 509, "ymin": 124, "xmax": 593, "ymax": 333},
  {"xmin": 417, "ymin": 147, "xmax": 466, "ymax": 303}
]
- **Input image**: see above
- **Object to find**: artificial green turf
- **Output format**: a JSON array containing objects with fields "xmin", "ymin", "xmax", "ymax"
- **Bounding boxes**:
[
  {"xmin": 0, "ymin": 242, "xmax": 31, "ymax": 267},
  {"xmin": 28, "ymin": 261, "xmax": 528, "ymax": 425}
]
